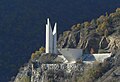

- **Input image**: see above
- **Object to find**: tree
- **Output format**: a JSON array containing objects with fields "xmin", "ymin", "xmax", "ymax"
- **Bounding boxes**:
[
  {"xmin": 77, "ymin": 23, "xmax": 81, "ymax": 28},
  {"xmin": 105, "ymin": 12, "xmax": 109, "ymax": 17},
  {"xmin": 110, "ymin": 13, "xmax": 117, "ymax": 18},
  {"xmin": 71, "ymin": 25, "xmax": 76, "ymax": 30},
  {"xmin": 100, "ymin": 22, "xmax": 107, "ymax": 30},
  {"xmin": 84, "ymin": 22, "xmax": 91, "ymax": 28},
  {"xmin": 116, "ymin": 8, "xmax": 120, "ymax": 13},
  {"xmin": 90, "ymin": 19, "xmax": 96, "ymax": 28},
  {"xmin": 39, "ymin": 46, "xmax": 45, "ymax": 53},
  {"xmin": 71, "ymin": 24, "xmax": 81, "ymax": 31},
  {"xmin": 104, "ymin": 29, "xmax": 108, "ymax": 37},
  {"xmin": 31, "ymin": 46, "xmax": 45, "ymax": 60},
  {"xmin": 31, "ymin": 53, "xmax": 37, "ymax": 60},
  {"xmin": 96, "ymin": 21, "xmax": 108, "ymax": 33}
]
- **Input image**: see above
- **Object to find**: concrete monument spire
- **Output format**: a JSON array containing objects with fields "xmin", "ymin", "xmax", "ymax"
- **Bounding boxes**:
[
  {"xmin": 53, "ymin": 23, "xmax": 57, "ymax": 53},
  {"xmin": 45, "ymin": 18, "xmax": 57, "ymax": 54}
]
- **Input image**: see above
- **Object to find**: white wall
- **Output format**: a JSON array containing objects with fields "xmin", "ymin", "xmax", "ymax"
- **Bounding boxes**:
[
  {"xmin": 58, "ymin": 48, "xmax": 83, "ymax": 62},
  {"xmin": 92, "ymin": 53, "xmax": 111, "ymax": 62},
  {"xmin": 45, "ymin": 24, "xmax": 49, "ymax": 53}
]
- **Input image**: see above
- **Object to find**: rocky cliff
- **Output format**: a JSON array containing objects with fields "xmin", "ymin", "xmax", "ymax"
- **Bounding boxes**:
[
  {"xmin": 58, "ymin": 14, "xmax": 120, "ymax": 54},
  {"xmin": 11, "ymin": 8, "xmax": 120, "ymax": 82}
]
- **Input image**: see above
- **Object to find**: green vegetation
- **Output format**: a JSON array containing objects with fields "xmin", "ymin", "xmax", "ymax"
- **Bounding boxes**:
[
  {"xmin": 84, "ymin": 21, "xmax": 91, "ymax": 28},
  {"xmin": 18, "ymin": 76, "xmax": 30, "ymax": 82},
  {"xmin": 70, "ymin": 8, "xmax": 120, "ymax": 37},
  {"xmin": 77, "ymin": 61, "xmax": 111, "ymax": 82},
  {"xmin": 31, "ymin": 46, "xmax": 45, "ymax": 60},
  {"xmin": 110, "ymin": 8, "xmax": 120, "ymax": 18}
]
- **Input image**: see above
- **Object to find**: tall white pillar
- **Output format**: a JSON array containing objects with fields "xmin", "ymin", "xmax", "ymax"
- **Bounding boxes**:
[
  {"xmin": 49, "ymin": 22, "xmax": 53, "ymax": 53},
  {"xmin": 53, "ymin": 23, "xmax": 57, "ymax": 54},
  {"xmin": 45, "ymin": 18, "xmax": 57, "ymax": 54},
  {"xmin": 45, "ymin": 23, "xmax": 49, "ymax": 53},
  {"xmin": 46, "ymin": 18, "xmax": 53, "ymax": 53}
]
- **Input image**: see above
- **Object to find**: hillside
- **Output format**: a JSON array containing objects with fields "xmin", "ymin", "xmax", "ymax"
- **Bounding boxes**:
[
  {"xmin": 57, "ymin": 8, "xmax": 120, "ymax": 82},
  {"xmin": 12, "ymin": 8, "xmax": 120, "ymax": 82},
  {"xmin": 2, "ymin": 1, "xmax": 120, "ymax": 82},
  {"xmin": 58, "ymin": 8, "xmax": 120, "ymax": 53}
]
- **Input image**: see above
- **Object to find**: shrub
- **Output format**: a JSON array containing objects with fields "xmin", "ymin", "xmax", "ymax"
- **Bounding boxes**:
[
  {"xmin": 90, "ymin": 19, "xmax": 96, "ymax": 27},
  {"xmin": 31, "ymin": 53, "xmax": 37, "ymax": 60},
  {"xmin": 110, "ymin": 8, "xmax": 120, "ymax": 18},
  {"xmin": 19, "ymin": 76, "xmax": 30, "ymax": 82},
  {"xmin": 96, "ymin": 15, "xmax": 109, "ymax": 26},
  {"xmin": 104, "ymin": 29, "xmax": 108, "ymax": 37},
  {"xmin": 96, "ymin": 21, "xmax": 108, "ymax": 35},
  {"xmin": 116, "ymin": 8, "xmax": 120, "ymax": 13},
  {"xmin": 31, "ymin": 46, "xmax": 45, "ymax": 60},
  {"xmin": 77, "ymin": 61, "xmax": 110, "ymax": 82},
  {"xmin": 84, "ymin": 22, "xmax": 91, "ymax": 28},
  {"xmin": 71, "ymin": 24, "xmax": 81, "ymax": 31},
  {"xmin": 102, "ymin": 22, "xmax": 108, "ymax": 29},
  {"xmin": 39, "ymin": 46, "xmax": 45, "ymax": 53},
  {"xmin": 110, "ymin": 13, "xmax": 117, "ymax": 18}
]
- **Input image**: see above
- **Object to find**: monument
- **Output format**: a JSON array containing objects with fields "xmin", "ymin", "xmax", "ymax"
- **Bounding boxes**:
[
  {"xmin": 45, "ymin": 18, "xmax": 57, "ymax": 54},
  {"xmin": 45, "ymin": 18, "xmax": 83, "ymax": 63},
  {"xmin": 45, "ymin": 18, "xmax": 111, "ymax": 63}
]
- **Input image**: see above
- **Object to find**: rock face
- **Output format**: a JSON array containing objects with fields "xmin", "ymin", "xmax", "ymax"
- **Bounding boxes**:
[
  {"xmin": 57, "ymin": 28, "xmax": 104, "ymax": 54},
  {"xmin": 13, "ymin": 56, "xmax": 85, "ymax": 82},
  {"xmin": 57, "ymin": 31, "xmax": 80, "ymax": 48},
  {"xmin": 58, "ymin": 13, "xmax": 120, "ymax": 55},
  {"xmin": 96, "ymin": 49, "xmax": 120, "ymax": 82},
  {"xmin": 13, "ymin": 53, "xmax": 85, "ymax": 82},
  {"xmin": 31, "ymin": 64, "xmax": 84, "ymax": 82}
]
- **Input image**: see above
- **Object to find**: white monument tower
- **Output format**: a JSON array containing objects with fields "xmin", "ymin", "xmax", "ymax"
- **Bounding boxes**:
[
  {"xmin": 45, "ymin": 18, "xmax": 57, "ymax": 54},
  {"xmin": 53, "ymin": 23, "xmax": 57, "ymax": 53}
]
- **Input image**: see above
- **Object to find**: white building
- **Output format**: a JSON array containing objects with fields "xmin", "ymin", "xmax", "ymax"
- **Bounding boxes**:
[
  {"xmin": 83, "ymin": 53, "xmax": 112, "ymax": 63},
  {"xmin": 45, "ymin": 18, "xmax": 83, "ymax": 62},
  {"xmin": 92, "ymin": 53, "xmax": 111, "ymax": 62},
  {"xmin": 58, "ymin": 48, "xmax": 83, "ymax": 63},
  {"xmin": 45, "ymin": 18, "xmax": 111, "ymax": 63}
]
